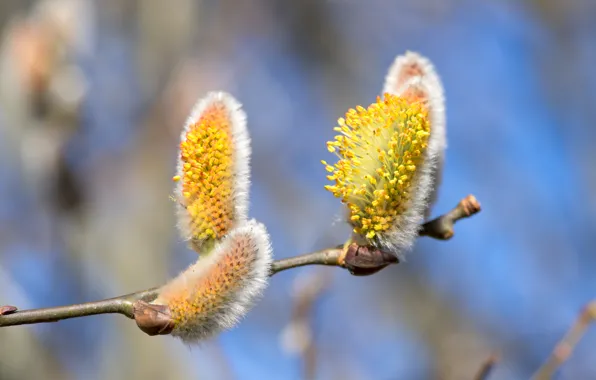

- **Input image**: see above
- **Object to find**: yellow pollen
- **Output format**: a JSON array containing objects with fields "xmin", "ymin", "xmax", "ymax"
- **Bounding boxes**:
[
  {"xmin": 177, "ymin": 102, "xmax": 236, "ymax": 243},
  {"xmin": 322, "ymin": 92, "xmax": 430, "ymax": 241}
]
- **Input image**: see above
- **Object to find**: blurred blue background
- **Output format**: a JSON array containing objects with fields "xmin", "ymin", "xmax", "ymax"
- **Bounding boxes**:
[{"xmin": 0, "ymin": 0, "xmax": 595, "ymax": 379}]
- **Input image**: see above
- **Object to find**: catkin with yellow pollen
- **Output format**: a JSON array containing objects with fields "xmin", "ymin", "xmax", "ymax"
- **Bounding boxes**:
[
  {"xmin": 323, "ymin": 52, "xmax": 446, "ymax": 256},
  {"xmin": 153, "ymin": 219, "xmax": 272, "ymax": 342},
  {"xmin": 156, "ymin": 91, "xmax": 272, "ymax": 343},
  {"xmin": 321, "ymin": 51, "xmax": 445, "ymax": 257},
  {"xmin": 323, "ymin": 93, "xmax": 431, "ymax": 255},
  {"xmin": 173, "ymin": 92, "xmax": 250, "ymax": 252}
]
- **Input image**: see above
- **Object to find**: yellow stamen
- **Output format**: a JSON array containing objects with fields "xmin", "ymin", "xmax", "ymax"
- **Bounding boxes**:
[
  {"xmin": 322, "ymin": 93, "xmax": 430, "ymax": 241},
  {"xmin": 178, "ymin": 102, "xmax": 235, "ymax": 242}
]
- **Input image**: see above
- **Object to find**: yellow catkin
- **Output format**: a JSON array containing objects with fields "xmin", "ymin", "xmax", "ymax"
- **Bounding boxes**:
[
  {"xmin": 153, "ymin": 220, "xmax": 272, "ymax": 342},
  {"xmin": 322, "ymin": 93, "xmax": 430, "ymax": 241},
  {"xmin": 166, "ymin": 235, "xmax": 252, "ymax": 327},
  {"xmin": 178, "ymin": 102, "xmax": 235, "ymax": 242}
]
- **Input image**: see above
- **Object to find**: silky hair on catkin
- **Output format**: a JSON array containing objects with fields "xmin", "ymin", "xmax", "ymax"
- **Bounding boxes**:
[
  {"xmin": 153, "ymin": 219, "xmax": 272, "ymax": 343},
  {"xmin": 383, "ymin": 51, "xmax": 446, "ymax": 215}
]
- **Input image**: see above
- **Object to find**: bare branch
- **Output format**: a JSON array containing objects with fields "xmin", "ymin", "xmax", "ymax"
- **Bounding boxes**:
[
  {"xmin": 0, "ymin": 194, "xmax": 480, "ymax": 330},
  {"xmin": 419, "ymin": 195, "xmax": 481, "ymax": 240},
  {"xmin": 532, "ymin": 301, "xmax": 596, "ymax": 380},
  {"xmin": 0, "ymin": 297, "xmax": 134, "ymax": 327},
  {"xmin": 270, "ymin": 247, "xmax": 343, "ymax": 275},
  {"xmin": 0, "ymin": 249, "xmax": 343, "ymax": 328}
]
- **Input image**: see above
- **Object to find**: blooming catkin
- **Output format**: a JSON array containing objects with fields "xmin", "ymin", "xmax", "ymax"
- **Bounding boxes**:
[
  {"xmin": 323, "ymin": 52, "xmax": 446, "ymax": 258},
  {"xmin": 153, "ymin": 219, "xmax": 272, "ymax": 343},
  {"xmin": 173, "ymin": 92, "xmax": 250, "ymax": 252},
  {"xmin": 157, "ymin": 91, "xmax": 273, "ymax": 343}
]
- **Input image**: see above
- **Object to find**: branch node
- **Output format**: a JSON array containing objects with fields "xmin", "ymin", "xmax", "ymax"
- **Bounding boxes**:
[
  {"xmin": 0, "ymin": 305, "xmax": 18, "ymax": 316},
  {"xmin": 133, "ymin": 300, "xmax": 175, "ymax": 336},
  {"xmin": 342, "ymin": 243, "xmax": 398, "ymax": 276}
]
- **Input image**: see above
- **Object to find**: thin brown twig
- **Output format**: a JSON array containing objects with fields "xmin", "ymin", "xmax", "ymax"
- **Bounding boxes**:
[
  {"xmin": 270, "ymin": 247, "xmax": 343, "ymax": 275},
  {"xmin": 532, "ymin": 301, "xmax": 596, "ymax": 380},
  {"xmin": 0, "ymin": 249, "xmax": 343, "ymax": 328},
  {"xmin": 0, "ymin": 194, "xmax": 480, "ymax": 329},
  {"xmin": 419, "ymin": 194, "xmax": 480, "ymax": 240},
  {"xmin": 473, "ymin": 353, "xmax": 499, "ymax": 380}
]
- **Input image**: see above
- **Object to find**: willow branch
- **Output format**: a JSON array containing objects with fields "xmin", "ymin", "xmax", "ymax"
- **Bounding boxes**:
[
  {"xmin": 0, "ymin": 194, "xmax": 480, "ymax": 329},
  {"xmin": 270, "ymin": 247, "xmax": 343, "ymax": 275},
  {"xmin": 532, "ymin": 301, "xmax": 596, "ymax": 380}
]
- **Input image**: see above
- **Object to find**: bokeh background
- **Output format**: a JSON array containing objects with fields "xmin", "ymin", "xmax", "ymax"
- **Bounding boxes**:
[{"xmin": 0, "ymin": 0, "xmax": 595, "ymax": 379}]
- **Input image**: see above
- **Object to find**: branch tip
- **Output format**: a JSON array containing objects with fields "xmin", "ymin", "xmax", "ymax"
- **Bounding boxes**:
[
  {"xmin": 461, "ymin": 194, "xmax": 481, "ymax": 216},
  {"xmin": 419, "ymin": 194, "xmax": 481, "ymax": 240}
]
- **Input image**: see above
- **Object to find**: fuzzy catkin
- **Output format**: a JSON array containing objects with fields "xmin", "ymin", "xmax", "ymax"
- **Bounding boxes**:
[
  {"xmin": 174, "ymin": 92, "xmax": 251, "ymax": 252},
  {"xmin": 154, "ymin": 220, "xmax": 272, "ymax": 343}
]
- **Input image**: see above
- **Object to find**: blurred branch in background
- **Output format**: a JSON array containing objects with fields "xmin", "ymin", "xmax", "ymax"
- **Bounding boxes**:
[
  {"xmin": 0, "ymin": 194, "xmax": 480, "ymax": 329},
  {"xmin": 473, "ymin": 354, "xmax": 499, "ymax": 380},
  {"xmin": 532, "ymin": 301, "xmax": 596, "ymax": 380},
  {"xmin": 0, "ymin": 3, "xmax": 92, "ymax": 378},
  {"xmin": 280, "ymin": 269, "xmax": 332, "ymax": 380}
]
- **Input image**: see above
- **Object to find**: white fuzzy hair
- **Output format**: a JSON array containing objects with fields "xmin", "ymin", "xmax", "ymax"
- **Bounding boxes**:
[
  {"xmin": 154, "ymin": 219, "xmax": 272, "ymax": 343},
  {"xmin": 175, "ymin": 92, "xmax": 251, "ymax": 247},
  {"xmin": 375, "ymin": 51, "xmax": 446, "ymax": 258}
]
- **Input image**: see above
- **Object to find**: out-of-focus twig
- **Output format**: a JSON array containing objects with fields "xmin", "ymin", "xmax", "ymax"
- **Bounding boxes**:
[
  {"xmin": 473, "ymin": 353, "xmax": 499, "ymax": 380},
  {"xmin": 532, "ymin": 301, "xmax": 596, "ymax": 380},
  {"xmin": 280, "ymin": 270, "xmax": 332, "ymax": 380},
  {"xmin": 0, "ymin": 194, "xmax": 480, "ymax": 329}
]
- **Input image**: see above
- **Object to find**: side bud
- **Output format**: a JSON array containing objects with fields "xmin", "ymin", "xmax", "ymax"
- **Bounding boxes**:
[
  {"xmin": 174, "ymin": 92, "xmax": 251, "ymax": 252},
  {"xmin": 153, "ymin": 219, "xmax": 272, "ymax": 343}
]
